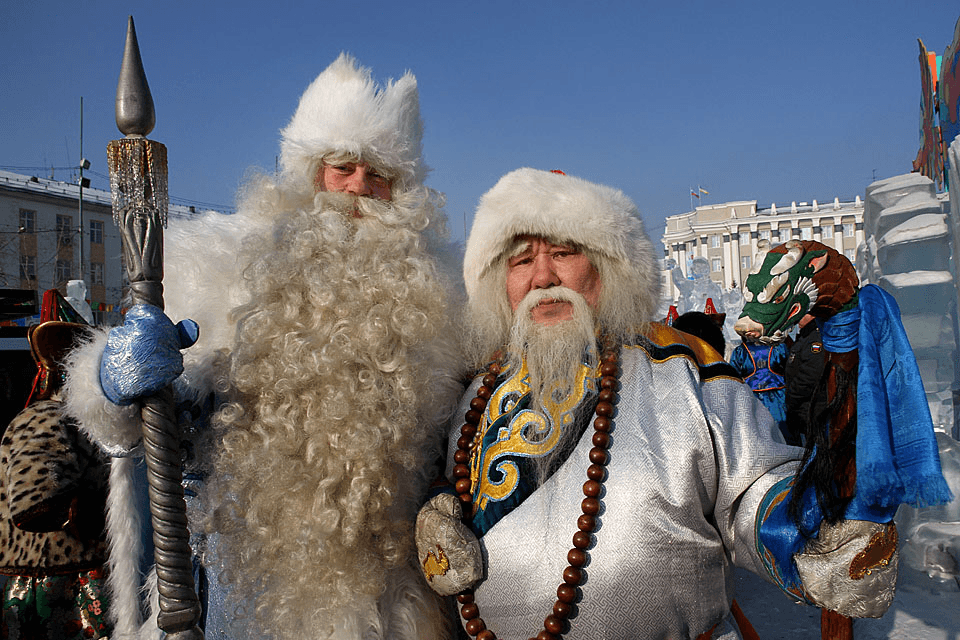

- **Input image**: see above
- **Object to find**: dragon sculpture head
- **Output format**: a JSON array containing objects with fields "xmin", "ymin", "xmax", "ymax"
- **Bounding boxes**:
[{"xmin": 734, "ymin": 240, "xmax": 859, "ymax": 344}]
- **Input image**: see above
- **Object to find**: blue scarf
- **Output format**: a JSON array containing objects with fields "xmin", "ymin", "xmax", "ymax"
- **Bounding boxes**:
[
  {"xmin": 758, "ymin": 284, "xmax": 951, "ymax": 596},
  {"xmin": 831, "ymin": 284, "xmax": 953, "ymax": 508}
]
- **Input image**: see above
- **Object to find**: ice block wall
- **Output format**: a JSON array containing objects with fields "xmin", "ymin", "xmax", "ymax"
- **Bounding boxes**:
[{"xmin": 861, "ymin": 171, "xmax": 957, "ymax": 438}]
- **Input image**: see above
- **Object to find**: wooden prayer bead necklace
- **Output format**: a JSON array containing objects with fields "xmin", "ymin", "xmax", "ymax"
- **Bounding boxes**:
[{"xmin": 451, "ymin": 345, "xmax": 620, "ymax": 640}]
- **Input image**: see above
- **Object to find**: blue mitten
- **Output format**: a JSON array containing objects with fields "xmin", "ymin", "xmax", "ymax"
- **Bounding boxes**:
[{"xmin": 100, "ymin": 304, "xmax": 199, "ymax": 406}]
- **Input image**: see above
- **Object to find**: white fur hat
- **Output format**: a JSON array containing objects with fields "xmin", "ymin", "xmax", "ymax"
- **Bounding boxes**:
[
  {"xmin": 464, "ymin": 168, "xmax": 658, "ymax": 303},
  {"xmin": 280, "ymin": 53, "xmax": 427, "ymax": 188}
]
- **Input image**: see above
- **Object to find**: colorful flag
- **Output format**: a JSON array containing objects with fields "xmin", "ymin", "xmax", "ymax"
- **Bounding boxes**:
[{"xmin": 691, "ymin": 190, "xmax": 700, "ymax": 199}]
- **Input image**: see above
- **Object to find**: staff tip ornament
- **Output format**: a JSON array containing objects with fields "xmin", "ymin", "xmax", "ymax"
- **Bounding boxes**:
[{"xmin": 115, "ymin": 15, "xmax": 156, "ymax": 137}]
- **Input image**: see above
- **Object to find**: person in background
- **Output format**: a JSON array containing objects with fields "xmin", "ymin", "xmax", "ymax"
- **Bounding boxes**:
[
  {"xmin": 783, "ymin": 314, "xmax": 827, "ymax": 448},
  {"xmin": 1, "ymin": 292, "xmax": 111, "ymax": 639},
  {"xmin": 729, "ymin": 338, "xmax": 792, "ymax": 444}
]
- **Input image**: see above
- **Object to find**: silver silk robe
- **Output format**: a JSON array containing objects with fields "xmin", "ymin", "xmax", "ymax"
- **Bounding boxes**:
[{"xmin": 446, "ymin": 325, "xmax": 803, "ymax": 639}]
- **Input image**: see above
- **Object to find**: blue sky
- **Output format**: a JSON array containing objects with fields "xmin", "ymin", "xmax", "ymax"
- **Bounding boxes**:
[{"xmin": 2, "ymin": 1, "xmax": 958, "ymax": 243}]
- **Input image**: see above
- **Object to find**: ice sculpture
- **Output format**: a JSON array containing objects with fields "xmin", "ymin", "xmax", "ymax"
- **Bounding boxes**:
[{"xmin": 865, "ymin": 137, "xmax": 960, "ymax": 594}]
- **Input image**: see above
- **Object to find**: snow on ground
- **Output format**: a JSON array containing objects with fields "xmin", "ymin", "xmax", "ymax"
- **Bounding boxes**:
[{"xmin": 734, "ymin": 564, "xmax": 960, "ymax": 639}]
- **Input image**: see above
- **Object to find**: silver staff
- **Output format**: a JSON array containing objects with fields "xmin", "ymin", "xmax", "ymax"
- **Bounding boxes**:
[{"xmin": 107, "ymin": 16, "xmax": 203, "ymax": 639}]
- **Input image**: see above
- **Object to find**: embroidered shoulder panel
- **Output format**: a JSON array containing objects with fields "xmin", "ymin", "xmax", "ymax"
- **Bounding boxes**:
[{"xmin": 630, "ymin": 323, "xmax": 741, "ymax": 383}]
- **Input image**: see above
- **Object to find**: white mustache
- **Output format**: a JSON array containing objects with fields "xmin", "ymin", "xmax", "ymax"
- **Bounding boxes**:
[{"xmin": 515, "ymin": 287, "xmax": 581, "ymax": 316}]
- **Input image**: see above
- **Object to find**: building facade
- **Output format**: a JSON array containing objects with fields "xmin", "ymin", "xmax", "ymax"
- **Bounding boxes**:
[
  {"xmin": 0, "ymin": 170, "xmax": 206, "ymax": 326},
  {"xmin": 661, "ymin": 197, "xmax": 865, "ymax": 301}
]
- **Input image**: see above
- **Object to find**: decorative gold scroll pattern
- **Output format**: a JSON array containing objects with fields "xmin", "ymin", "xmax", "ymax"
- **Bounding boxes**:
[{"xmin": 469, "ymin": 359, "xmax": 597, "ymax": 512}]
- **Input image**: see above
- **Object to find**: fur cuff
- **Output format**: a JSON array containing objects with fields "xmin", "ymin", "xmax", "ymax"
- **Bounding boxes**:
[{"xmin": 63, "ymin": 329, "xmax": 142, "ymax": 455}]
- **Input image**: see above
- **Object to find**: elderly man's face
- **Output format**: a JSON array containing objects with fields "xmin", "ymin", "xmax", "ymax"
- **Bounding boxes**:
[
  {"xmin": 506, "ymin": 235, "xmax": 602, "ymax": 324},
  {"xmin": 315, "ymin": 161, "xmax": 393, "ymax": 202}
]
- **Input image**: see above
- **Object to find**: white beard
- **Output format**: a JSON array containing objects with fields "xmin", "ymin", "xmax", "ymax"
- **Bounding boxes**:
[
  {"xmin": 506, "ymin": 287, "xmax": 598, "ymax": 485},
  {"xmin": 206, "ymin": 185, "xmax": 459, "ymax": 639}
]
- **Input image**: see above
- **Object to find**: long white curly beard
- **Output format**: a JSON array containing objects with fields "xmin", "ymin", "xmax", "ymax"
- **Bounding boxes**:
[{"xmin": 206, "ymin": 188, "xmax": 457, "ymax": 639}]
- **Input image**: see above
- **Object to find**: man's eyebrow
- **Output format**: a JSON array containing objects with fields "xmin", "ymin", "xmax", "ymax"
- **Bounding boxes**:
[{"xmin": 506, "ymin": 240, "xmax": 533, "ymax": 259}]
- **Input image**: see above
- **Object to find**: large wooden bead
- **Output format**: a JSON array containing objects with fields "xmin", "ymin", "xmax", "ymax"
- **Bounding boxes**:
[
  {"xmin": 583, "ymin": 480, "xmax": 602, "ymax": 497},
  {"xmin": 567, "ymin": 548, "xmax": 587, "ymax": 567},
  {"xmin": 455, "ymin": 478, "xmax": 472, "ymax": 495},
  {"xmin": 465, "ymin": 617, "xmax": 486, "ymax": 635},
  {"xmin": 465, "ymin": 409, "xmax": 483, "ymax": 424},
  {"xmin": 600, "ymin": 376, "xmax": 618, "ymax": 390},
  {"xmin": 458, "ymin": 492, "xmax": 472, "ymax": 506},
  {"xmin": 562, "ymin": 566, "xmax": 583, "ymax": 584},
  {"xmin": 586, "ymin": 464, "xmax": 605, "ymax": 482},
  {"xmin": 454, "ymin": 449, "xmax": 470, "ymax": 464},
  {"xmin": 460, "ymin": 424, "xmax": 477, "ymax": 439},
  {"xmin": 556, "ymin": 584, "xmax": 578, "ymax": 603},
  {"xmin": 536, "ymin": 632, "xmax": 558, "ymax": 640},
  {"xmin": 572, "ymin": 531, "xmax": 591, "ymax": 549},
  {"xmin": 594, "ymin": 402, "xmax": 614, "ymax": 417},
  {"xmin": 460, "ymin": 602, "xmax": 479, "ymax": 620},
  {"xmin": 581, "ymin": 497, "xmax": 600, "ymax": 515},
  {"xmin": 600, "ymin": 362, "xmax": 618, "ymax": 377},
  {"xmin": 544, "ymin": 614, "xmax": 564, "ymax": 634},
  {"xmin": 592, "ymin": 431, "xmax": 610, "ymax": 448},
  {"xmin": 453, "ymin": 464, "xmax": 471, "ymax": 478},
  {"xmin": 593, "ymin": 416, "xmax": 612, "ymax": 432},
  {"xmin": 470, "ymin": 396, "xmax": 488, "ymax": 412},
  {"xmin": 553, "ymin": 600, "xmax": 573, "ymax": 619},
  {"xmin": 577, "ymin": 514, "xmax": 596, "ymax": 532},
  {"xmin": 482, "ymin": 373, "xmax": 498, "ymax": 388},
  {"xmin": 597, "ymin": 388, "xmax": 616, "ymax": 404},
  {"xmin": 457, "ymin": 435, "xmax": 474, "ymax": 450},
  {"xmin": 589, "ymin": 447, "xmax": 609, "ymax": 465},
  {"xmin": 477, "ymin": 385, "xmax": 493, "ymax": 400},
  {"xmin": 477, "ymin": 631, "xmax": 496, "ymax": 640}
]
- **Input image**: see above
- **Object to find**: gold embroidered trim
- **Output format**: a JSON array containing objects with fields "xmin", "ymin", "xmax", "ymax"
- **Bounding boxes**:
[
  {"xmin": 423, "ymin": 544, "xmax": 450, "ymax": 581},
  {"xmin": 849, "ymin": 524, "xmax": 898, "ymax": 580}
]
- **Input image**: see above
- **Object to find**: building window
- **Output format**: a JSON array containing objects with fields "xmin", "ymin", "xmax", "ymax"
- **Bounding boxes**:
[
  {"xmin": 90, "ymin": 219, "xmax": 104, "ymax": 244},
  {"xmin": 90, "ymin": 262, "xmax": 105, "ymax": 285},
  {"xmin": 801, "ymin": 227, "xmax": 813, "ymax": 240},
  {"xmin": 56, "ymin": 259, "xmax": 72, "ymax": 283},
  {"xmin": 759, "ymin": 229, "xmax": 771, "ymax": 241},
  {"xmin": 843, "ymin": 223, "xmax": 855, "ymax": 237},
  {"xmin": 711, "ymin": 258, "xmax": 722, "ymax": 273},
  {"xmin": 710, "ymin": 234, "xmax": 721, "ymax": 248},
  {"xmin": 741, "ymin": 255, "xmax": 751, "ymax": 270},
  {"xmin": 739, "ymin": 231, "xmax": 750, "ymax": 245},
  {"xmin": 844, "ymin": 248, "xmax": 856, "ymax": 261},
  {"xmin": 56, "ymin": 214, "xmax": 73, "ymax": 247},
  {"xmin": 19, "ymin": 255, "xmax": 36, "ymax": 281},
  {"xmin": 822, "ymin": 224, "xmax": 834, "ymax": 239},
  {"xmin": 19, "ymin": 209, "xmax": 36, "ymax": 234}
]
